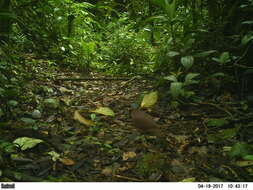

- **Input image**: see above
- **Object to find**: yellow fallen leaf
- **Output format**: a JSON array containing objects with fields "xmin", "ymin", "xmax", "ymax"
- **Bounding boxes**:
[
  {"xmin": 181, "ymin": 177, "xmax": 196, "ymax": 182},
  {"xmin": 235, "ymin": 160, "xmax": 253, "ymax": 167},
  {"xmin": 59, "ymin": 87, "xmax": 72, "ymax": 93},
  {"xmin": 91, "ymin": 107, "xmax": 115, "ymax": 116},
  {"xmin": 123, "ymin": 152, "xmax": 137, "ymax": 161},
  {"xmin": 141, "ymin": 91, "xmax": 158, "ymax": 108},
  {"xmin": 60, "ymin": 158, "xmax": 75, "ymax": 166},
  {"xmin": 74, "ymin": 111, "xmax": 96, "ymax": 126},
  {"xmin": 101, "ymin": 167, "xmax": 113, "ymax": 176},
  {"xmin": 60, "ymin": 97, "xmax": 71, "ymax": 106}
]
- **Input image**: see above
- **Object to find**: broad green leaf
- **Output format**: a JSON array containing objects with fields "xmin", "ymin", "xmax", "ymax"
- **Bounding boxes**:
[
  {"xmin": 170, "ymin": 82, "xmax": 183, "ymax": 98},
  {"xmin": 194, "ymin": 50, "xmax": 216, "ymax": 58},
  {"xmin": 165, "ymin": 0, "xmax": 176, "ymax": 20},
  {"xmin": 0, "ymin": 141, "xmax": 16, "ymax": 153},
  {"xmin": 164, "ymin": 75, "xmax": 178, "ymax": 82},
  {"xmin": 20, "ymin": 117, "xmax": 36, "ymax": 124},
  {"xmin": 185, "ymin": 73, "xmax": 199, "ymax": 82},
  {"xmin": 241, "ymin": 21, "xmax": 253, "ymax": 25},
  {"xmin": 44, "ymin": 98, "xmax": 59, "ymax": 109},
  {"xmin": 141, "ymin": 91, "xmax": 158, "ymax": 108},
  {"xmin": 145, "ymin": 15, "xmax": 167, "ymax": 23},
  {"xmin": 241, "ymin": 34, "xmax": 253, "ymax": 45},
  {"xmin": 211, "ymin": 72, "xmax": 225, "ymax": 78},
  {"xmin": 151, "ymin": 0, "xmax": 166, "ymax": 8},
  {"xmin": 206, "ymin": 118, "xmax": 228, "ymax": 127},
  {"xmin": 220, "ymin": 52, "xmax": 230, "ymax": 63},
  {"xmin": 181, "ymin": 56, "xmax": 194, "ymax": 70},
  {"xmin": 7, "ymin": 100, "xmax": 18, "ymax": 107},
  {"xmin": 13, "ymin": 137, "xmax": 44, "ymax": 151},
  {"xmin": 219, "ymin": 128, "xmax": 240, "ymax": 140},
  {"xmin": 91, "ymin": 107, "xmax": 115, "ymax": 116},
  {"xmin": 229, "ymin": 142, "xmax": 253, "ymax": 159},
  {"xmin": 74, "ymin": 111, "xmax": 96, "ymax": 126},
  {"xmin": 243, "ymin": 155, "xmax": 253, "ymax": 161},
  {"xmin": 48, "ymin": 151, "xmax": 60, "ymax": 162},
  {"xmin": 167, "ymin": 51, "xmax": 180, "ymax": 57},
  {"xmin": 207, "ymin": 127, "xmax": 239, "ymax": 143}
]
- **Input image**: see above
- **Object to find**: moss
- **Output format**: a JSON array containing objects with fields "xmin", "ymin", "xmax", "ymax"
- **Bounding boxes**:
[{"xmin": 136, "ymin": 153, "xmax": 166, "ymax": 177}]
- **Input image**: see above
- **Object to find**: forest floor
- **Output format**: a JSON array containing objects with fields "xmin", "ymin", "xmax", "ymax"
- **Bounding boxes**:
[{"xmin": 1, "ymin": 56, "xmax": 253, "ymax": 182}]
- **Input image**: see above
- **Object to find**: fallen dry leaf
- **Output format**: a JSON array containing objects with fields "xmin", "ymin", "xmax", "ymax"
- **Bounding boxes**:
[
  {"xmin": 59, "ymin": 87, "xmax": 72, "ymax": 93},
  {"xmin": 123, "ymin": 152, "xmax": 137, "ymax": 161},
  {"xmin": 60, "ymin": 158, "xmax": 75, "ymax": 166},
  {"xmin": 91, "ymin": 107, "xmax": 115, "ymax": 116},
  {"xmin": 101, "ymin": 167, "xmax": 112, "ymax": 176},
  {"xmin": 74, "ymin": 111, "xmax": 96, "ymax": 126}
]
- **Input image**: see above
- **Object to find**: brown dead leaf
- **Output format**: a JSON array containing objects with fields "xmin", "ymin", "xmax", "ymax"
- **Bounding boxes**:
[
  {"xmin": 101, "ymin": 167, "xmax": 113, "ymax": 176},
  {"xmin": 60, "ymin": 97, "xmax": 71, "ymax": 105},
  {"xmin": 123, "ymin": 152, "xmax": 137, "ymax": 161},
  {"xmin": 60, "ymin": 158, "xmax": 75, "ymax": 166},
  {"xmin": 74, "ymin": 111, "xmax": 96, "ymax": 126}
]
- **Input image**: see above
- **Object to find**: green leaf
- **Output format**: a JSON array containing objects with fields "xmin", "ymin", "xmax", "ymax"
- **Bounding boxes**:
[
  {"xmin": 210, "ymin": 72, "xmax": 225, "ymax": 78},
  {"xmin": 194, "ymin": 50, "xmax": 216, "ymax": 58},
  {"xmin": 165, "ymin": 0, "xmax": 176, "ymax": 20},
  {"xmin": 167, "ymin": 51, "xmax": 180, "ymax": 57},
  {"xmin": 241, "ymin": 34, "xmax": 253, "ymax": 45},
  {"xmin": 219, "ymin": 128, "xmax": 240, "ymax": 140},
  {"xmin": 44, "ymin": 98, "xmax": 59, "ymax": 109},
  {"xmin": 20, "ymin": 117, "xmax": 36, "ymax": 125},
  {"xmin": 91, "ymin": 107, "xmax": 115, "ymax": 116},
  {"xmin": 164, "ymin": 75, "xmax": 178, "ymax": 82},
  {"xmin": 141, "ymin": 91, "xmax": 158, "ymax": 108},
  {"xmin": 241, "ymin": 21, "xmax": 253, "ymax": 25},
  {"xmin": 13, "ymin": 137, "xmax": 44, "ymax": 151},
  {"xmin": 181, "ymin": 56, "xmax": 194, "ymax": 70},
  {"xmin": 220, "ymin": 52, "xmax": 230, "ymax": 63},
  {"xmin": 185, "ymin": 73, "xmax": 199, "ymax": 82},
  {"xmin": 206, "ymin": 118, "xmax": 229, "ymax": 127},
  {"xmin": 0, "ymin": 141, "xmax": 16, "ymax": 153},
  {"xmin": 145, "ymin": 15, "xmax": 167, "ymax": 23},
  {"xmin": 48, "ymin": 151, "xmax": 60, "ymax": 162},
  {"xmin": 7, "ymin": 100, "xmax": 18, "ymax": 107},
  {"xmin": 170, "ymin": 82, "xmax": 183, "ymax": 98},
  {"xmin": 242, "ymin": 155, "xmax": 253, "ymax": 161},
  {"xmin": 229, "ymin": 142, "xmax": 253, "ymax": 159}
]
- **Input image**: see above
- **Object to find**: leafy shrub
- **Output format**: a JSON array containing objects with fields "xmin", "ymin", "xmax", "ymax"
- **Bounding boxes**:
[{"xmin": 99, "ymin": 21, "xmax": 154, "ymax": 75}]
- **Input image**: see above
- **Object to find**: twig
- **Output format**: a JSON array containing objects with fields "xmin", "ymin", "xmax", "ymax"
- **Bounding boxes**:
[
  {"xmin": 56, "ymin": 77, "xmax": 131, "ymax": 81},
  {"xmin": 189, "ymin": 102, "xmax": 233, "ymax": 117},
  {"xmin": 114, "ymin": 174, "xmax": 143, "ymax": 182},
  {"xmin": 120, "ymin": 76, "xmax": 141, "ymax": 88}
]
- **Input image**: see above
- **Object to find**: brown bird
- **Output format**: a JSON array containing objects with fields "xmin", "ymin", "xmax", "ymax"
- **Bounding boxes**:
[{"xmin": 131, "ymin": 109, "xmax": 164, "ymax": 138}]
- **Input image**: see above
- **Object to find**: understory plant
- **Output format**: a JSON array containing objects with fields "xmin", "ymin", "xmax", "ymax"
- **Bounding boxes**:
[{"xmin": 98, "ymin": 18, "xmax": 154, "ymax": 75}]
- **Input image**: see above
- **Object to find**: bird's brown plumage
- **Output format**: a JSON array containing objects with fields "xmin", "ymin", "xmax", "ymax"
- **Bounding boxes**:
[{"xmin": 131, "ymin": 109, "xmax": 163, "ymax": 138}]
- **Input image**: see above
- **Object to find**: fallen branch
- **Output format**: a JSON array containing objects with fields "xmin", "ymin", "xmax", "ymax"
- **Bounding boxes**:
[
  {"xmin": 114, "ymin": 174, "xmax": 143, "ymax": 182},
  {"xmin": 56, "ymin": 77, "xmax": 131, "ymax": 81}
]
